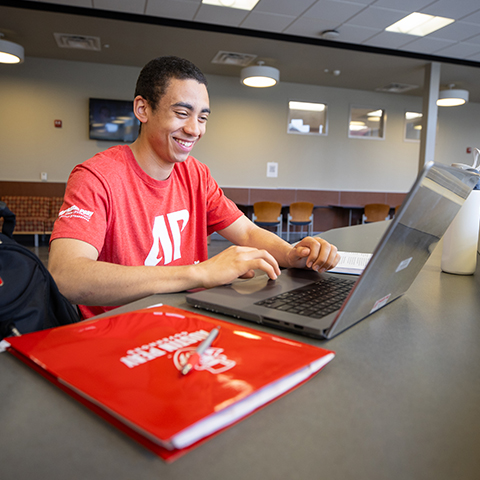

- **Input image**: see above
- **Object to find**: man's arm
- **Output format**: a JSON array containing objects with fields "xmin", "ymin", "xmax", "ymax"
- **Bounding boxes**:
[
  {"xmin": 218, "ymin": 215, "xmax": 340, "ymax": 272},
  {"xmin": 48, "ymin": 237, "xmax": 282, "ymax": 306}
]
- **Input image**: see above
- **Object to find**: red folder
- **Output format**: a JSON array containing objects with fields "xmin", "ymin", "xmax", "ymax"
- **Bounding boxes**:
[{"xmin": 5, "ymin": 304, "xmax": 335, "ymax": 461}]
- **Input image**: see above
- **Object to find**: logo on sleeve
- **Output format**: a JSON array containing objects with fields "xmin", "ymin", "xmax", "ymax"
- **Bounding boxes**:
[{"xmin": 58, "ymin": 205, "xmax": 94, "ymax": 222}]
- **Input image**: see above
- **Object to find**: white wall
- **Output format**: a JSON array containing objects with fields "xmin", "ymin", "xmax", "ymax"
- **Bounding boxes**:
[
  {"xmin": 1, "ymin": 57, "xmax": 478, "ymax": 192},
  {"xmin": 0, "ymin": 58, "xmax": 140, "ymax": 183}
]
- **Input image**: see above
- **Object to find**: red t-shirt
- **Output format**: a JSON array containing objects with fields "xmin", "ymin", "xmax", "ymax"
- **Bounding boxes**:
[{"xmin": 51, "ymin": 145, "xmax": 242, "ymax": 318}]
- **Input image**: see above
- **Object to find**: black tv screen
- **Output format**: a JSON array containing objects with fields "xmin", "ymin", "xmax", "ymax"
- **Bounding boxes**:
[{"xmin": 89, "ymin": 98, "xmax": 140, "ymax": 142}]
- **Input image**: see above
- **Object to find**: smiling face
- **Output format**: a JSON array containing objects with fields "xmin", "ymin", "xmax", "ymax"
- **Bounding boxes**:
[{"xmin": 133, "ymin": 78, "xmax": 210, "ymax": 177}]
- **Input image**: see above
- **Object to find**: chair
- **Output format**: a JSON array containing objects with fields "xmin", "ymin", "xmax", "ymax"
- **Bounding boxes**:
[
  {"xmin": 252, "ymin": 201, "xmax": 283, "ymax": 236},
  {"xmin": 362, "ymin": 203, "xmax": 390, "ymax": 223},
  {"xmin": 287, "ymin": 202, "xmax": 314, "ymax": 242}
]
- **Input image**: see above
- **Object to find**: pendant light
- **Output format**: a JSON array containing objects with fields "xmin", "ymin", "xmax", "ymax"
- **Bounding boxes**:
[
  {"xmin": 0, "ymin": 34, "xmax": 24, "ymax": 64},
  {"xmin": 437, "ymin": 84, "xmax": 469, "ymax": 107},
  {"xmin": 240, "ymin": 61, "xmax": 279, "ymax": 88}
]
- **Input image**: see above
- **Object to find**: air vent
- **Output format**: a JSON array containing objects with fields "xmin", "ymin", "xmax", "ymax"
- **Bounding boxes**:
[
  {"xmin": 376, "ymin": 83, "xmax": 418, "ymax": 93},
  {"xmin": 54, "ymin": 33, "xmax": 101, "ymax": 51},
  {"xmin": 211, "ymin": 51, "xmax": 257, "ymax": 66}
]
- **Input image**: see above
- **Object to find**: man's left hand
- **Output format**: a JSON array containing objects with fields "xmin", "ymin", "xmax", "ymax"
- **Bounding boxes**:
[{"xmin": 286, "ymin": 237, "xmax": 340, "ymax": 272}]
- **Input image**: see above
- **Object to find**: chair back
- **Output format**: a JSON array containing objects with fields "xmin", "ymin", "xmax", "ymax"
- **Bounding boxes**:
[
  {"xmin": 289, "ymin": 202, "xmax": 314, "ymax": 222},
  {"xmin": 363, "ymin": 203, "xmax": 390, "ymax": 222},
  {"xmin": 253, "ymin": 202, "xmax": 282, "ymax": 223}
]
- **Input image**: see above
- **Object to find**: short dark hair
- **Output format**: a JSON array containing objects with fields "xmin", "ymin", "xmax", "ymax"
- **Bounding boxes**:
[{"xmin": 134, "ymin": 56, "xmax": 208, "ymax": 111}]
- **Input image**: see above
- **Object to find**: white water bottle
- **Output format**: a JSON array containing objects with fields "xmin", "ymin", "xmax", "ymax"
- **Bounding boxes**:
[{"xmin": 441, "ymin": 154, "xmax": 480, "ymax": 275}]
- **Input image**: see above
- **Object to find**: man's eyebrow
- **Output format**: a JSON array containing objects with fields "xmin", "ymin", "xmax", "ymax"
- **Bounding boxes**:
[{"xmin": 172, "ymin": 102, "xmax": 211, "ymax": 114}]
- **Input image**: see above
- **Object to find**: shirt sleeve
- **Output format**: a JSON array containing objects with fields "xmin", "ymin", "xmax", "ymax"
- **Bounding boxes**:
[
  {"xmin": 205, "ymin": 170, "xmax": 243, "ymax": 235},
  {"xmin": 50, "ymin": 165, "xmax": 110, "ymax": 255}
]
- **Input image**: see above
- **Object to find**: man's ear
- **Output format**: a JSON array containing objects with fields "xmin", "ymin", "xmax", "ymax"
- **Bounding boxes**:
[{"xmin": 133, "ymin": 95, "xmax": 148, "ymax": 125}]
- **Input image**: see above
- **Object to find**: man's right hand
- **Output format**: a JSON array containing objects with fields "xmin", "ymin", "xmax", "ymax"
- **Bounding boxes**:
[{"xmin": 195, "ymin": 245, "xmax": 281, "ymax": 289}]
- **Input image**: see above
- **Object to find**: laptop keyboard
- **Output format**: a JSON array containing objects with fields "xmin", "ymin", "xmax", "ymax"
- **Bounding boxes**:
[{"xmin": 255, "ymin": 276, "xmax": 356, "ymax": 319}]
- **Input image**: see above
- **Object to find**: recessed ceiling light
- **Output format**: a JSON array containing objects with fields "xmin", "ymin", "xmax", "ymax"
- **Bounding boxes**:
[
  {"xmin": 202, "ymin": 0, "xmax": 260, "ymax": 10},
  {"xmin": 385, "ymin": 12, "xmax": 454, "ymax": 36},
  {"xmin": 289, "ymin": 101, "xmax": 325, "ymax": 112},
  {"xmin": 349, "ymin": 123, "xmax": 368, "ymax": 131},
  {"xmin": 405, "ymin": 112, "xmax": 423, "ymax": 120}
]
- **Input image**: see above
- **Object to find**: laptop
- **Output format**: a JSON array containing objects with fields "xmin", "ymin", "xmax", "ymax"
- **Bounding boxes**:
[{"xmin": 187, "ymin": 162, "xmax": 479, "ymax": 339}]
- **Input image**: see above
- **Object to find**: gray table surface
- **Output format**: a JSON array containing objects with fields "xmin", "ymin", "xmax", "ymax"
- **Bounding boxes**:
[{"xmin": 1, "ymin": 221, "xmax": 480, "ymax": 480}]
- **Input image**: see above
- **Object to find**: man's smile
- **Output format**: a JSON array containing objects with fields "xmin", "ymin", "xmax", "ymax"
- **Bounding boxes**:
[{"xmin": 174, "ymin": 138, "xmax": 195, "ymax": 148}]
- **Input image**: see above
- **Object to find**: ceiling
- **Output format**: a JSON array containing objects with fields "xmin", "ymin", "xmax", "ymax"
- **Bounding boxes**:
[{"xmin": 2, "ymin": 0, "xmax": 480, "ymax": 102}]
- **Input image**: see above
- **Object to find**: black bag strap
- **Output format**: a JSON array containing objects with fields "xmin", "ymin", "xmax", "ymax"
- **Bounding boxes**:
[{"xmin": 0, "ymin": 201, "xmax": 16, "ymax": 238}]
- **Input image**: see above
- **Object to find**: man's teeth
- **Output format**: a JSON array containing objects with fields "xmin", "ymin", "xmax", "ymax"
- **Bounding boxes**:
[{"xmin": 176, "ymin": 139, "xmax": 193, "ymax": 147}]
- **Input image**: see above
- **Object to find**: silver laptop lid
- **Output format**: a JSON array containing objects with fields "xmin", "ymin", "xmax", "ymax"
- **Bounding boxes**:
[{"xmin": 326, "ymin": 161, "xmax": 480, "ymax": 338}]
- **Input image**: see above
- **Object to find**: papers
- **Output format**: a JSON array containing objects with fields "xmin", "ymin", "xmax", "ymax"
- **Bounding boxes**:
[
  {"xmin": 329, "ymin": 251, "xmax": 372, "ymax": 275},
  {"xmin": 6, "ymin": 305, "xmax": 335, "ymax": 461}
]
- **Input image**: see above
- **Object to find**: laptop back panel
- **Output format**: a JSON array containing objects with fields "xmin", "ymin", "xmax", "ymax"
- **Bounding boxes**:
[
  {"xmin": 187, "ymin": 162, "xmax": 479, "ymax": 340},
  {"xmin": 326, "ymin": 162, "xmax": 478, "ymax": 337}
]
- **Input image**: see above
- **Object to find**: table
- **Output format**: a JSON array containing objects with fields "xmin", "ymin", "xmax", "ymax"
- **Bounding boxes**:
[{"xmin": 1, "ymin": 222, "xmax": 480, "ymax": 480}]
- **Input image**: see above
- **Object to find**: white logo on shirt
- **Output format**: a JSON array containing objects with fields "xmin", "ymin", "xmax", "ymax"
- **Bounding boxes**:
[
  {"xmin": 145, "ymin": 210, "xmax": 189, "ymax": 266},
  {"xmin": 58, "ymin": 205, "xmax": 94, "ymax": 222}
]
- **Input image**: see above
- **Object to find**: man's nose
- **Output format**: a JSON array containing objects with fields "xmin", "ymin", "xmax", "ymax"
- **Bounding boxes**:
[{"xmin": 184, "ymin": 117, "xmax": 202, "ymax": 137}]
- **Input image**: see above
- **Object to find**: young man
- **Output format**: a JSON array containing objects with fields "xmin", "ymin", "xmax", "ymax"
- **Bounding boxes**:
[{"xmin": 49, "ymin": 56, "xmax": 340, "ymax": 319}]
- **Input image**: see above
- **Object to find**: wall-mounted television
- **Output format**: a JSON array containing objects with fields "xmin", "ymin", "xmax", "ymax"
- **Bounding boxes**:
[{"xmin": 89, "ymin": 98, "xmax": 140, "ymax": 142}]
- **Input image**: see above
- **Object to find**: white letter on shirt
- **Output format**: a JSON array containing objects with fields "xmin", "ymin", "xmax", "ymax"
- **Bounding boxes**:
[
  {"xmin": 144, "ymin": 210, "xmax": 189, "ymax": 266},
  {"xmin": 167, "ymin": 209, "xmax": 189, "ymax": 262}
]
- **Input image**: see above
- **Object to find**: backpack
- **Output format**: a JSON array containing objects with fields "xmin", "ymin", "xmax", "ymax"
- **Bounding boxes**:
[{"xmin": 0, "ymin": 201, "xmax": 80, "ymax": 339}]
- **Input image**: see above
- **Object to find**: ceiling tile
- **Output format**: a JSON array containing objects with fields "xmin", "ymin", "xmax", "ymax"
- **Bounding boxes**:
[
  {"xmin": 145, "ymin": 0, "xmax": 199, "ymax": 20},
  {"xmin": 428, "ymin": 21, "xmax": 480, "ymax": 42},
  {"xmin": 434, "ymin": 42, "xmax": 480, "ymax": 59},
  {"xmin": 94, "ymin": 0, "xmax": 146, "ymax": 14},
  {"xmin": 27, "ymin": 0, "xmax": 93, "ymax": 6},
  {"xmin": 420, "ymin": 0, "xmax": 480, "ymax": 20},
  {"xmin": 361, "ymin": 31, "xmax": 417, "ymax": 49},
  {"xmin": 332, "ymin": 23, "xmax": 379, "ymax": 43},
  {"xmin": 241, "ymin": 12, "xmax": 296, "ymax": 33},
  {"xmin": 460, "ymin": 9, "xmax": 480, "ymax": 26},
  {"xmin": 399, "ymin": 36, "xmax": 455, "ymax": 55},
  {"xmin": 372, "ymin": 0, "xmax": 432, "ymax": 10},
  {"xmin": 465, "ymin": 51, "xmax": 480, "ymax": 61},
  {"xmin": 283, "ymin": 16, "xmax": 338, "ymax": 38},
  {"xmin": 304, "ymin": 1, "xmax": 367, "ymax": 25},
  {"xmin": 344, "ymin": 6, "xmax": 409, "ymax": 29},
  {"xmin": 337, "ymin": 0, "xmax": 376, "ymax": 4},
  {"xmin": 254, "ymin": 0, "xmax": 317, "ymax": 17},
  {"xmin": 461, "ymin": 33, "xmax": 480, "ymax": 45},
  {"xmin": 194, "ymin": 4, "xmax": 250, "ymax": 26}
]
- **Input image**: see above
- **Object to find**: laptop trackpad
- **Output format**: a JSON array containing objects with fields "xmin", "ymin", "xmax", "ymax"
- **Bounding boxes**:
[{"xmin": 231, "ymin": 272, "xmax": 270, "ymax": 294}]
